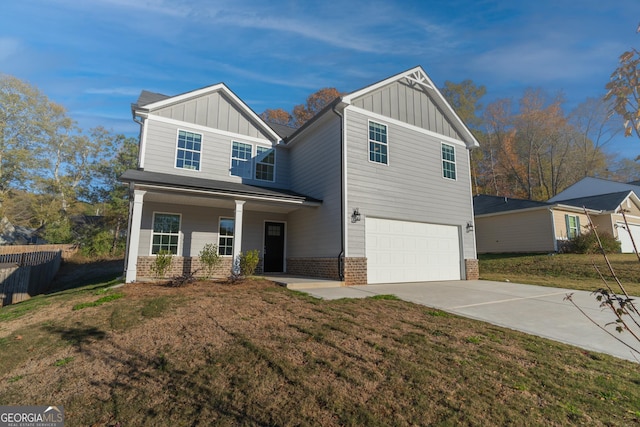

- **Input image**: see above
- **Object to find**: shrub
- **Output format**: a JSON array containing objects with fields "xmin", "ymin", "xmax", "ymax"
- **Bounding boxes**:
[
  {"xmin": 80, "ymin": 229, "xmax": 113, "ymax": 257},
  {"xmin": 151, "ymin": 250, "xmax": 173, "ymax": 278},
  {"xmin": 569, "ymin": 230, "xmax": 621, "ymax": 254},
  {"xmin": 199, "ymin": 243, "xmax": 222, "ymax": 279},
  {"xmin": 239, "ymin": 249, "xmax": 260, "ymax": 277}
]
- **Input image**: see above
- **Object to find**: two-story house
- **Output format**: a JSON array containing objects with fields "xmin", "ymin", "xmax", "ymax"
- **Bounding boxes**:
[{"xmin": 122, "ymin": 66, "xmax": 480, "ymax": 285}]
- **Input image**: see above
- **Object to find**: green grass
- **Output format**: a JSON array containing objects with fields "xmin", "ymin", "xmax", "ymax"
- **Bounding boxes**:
[
  {"xmin": 72, "ymin": 293, "xmax": 124, "ymax": 310},
  {"xmin": 479, "ymin": 253, "xmax": 640, "ymax": 294},
  {"xmin": 54, "ymin": 356, "xmax": 74, "ymax": 367},
  {"xmin": 0, "ymin": 297, "xmax": 51, "ymax": 322}
]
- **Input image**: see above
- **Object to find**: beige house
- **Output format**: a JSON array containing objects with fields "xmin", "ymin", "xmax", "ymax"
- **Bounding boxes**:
[{"xmin": 474, "ymin": 191, "xmax": 640, "ymax": 254}]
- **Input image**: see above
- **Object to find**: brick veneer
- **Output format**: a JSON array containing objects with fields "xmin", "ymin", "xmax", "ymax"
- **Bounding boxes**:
[
  {"xmin": 286, "ymin": 257, "xmax": 367, "ymax": 286},
  {"xmin": 286, "ymin": 257, "xmax": 340, "ymax": 281},
  {"xmin": 135, "ymin": 256, "xmax": 264, "ymax": 280},
  {"xmin": 343, "ymin": 257, "xmax": 367, "ymax": 286},
  {"xmin": 465, "ymin": 258, "xmax": 479, "ymax": 280}
]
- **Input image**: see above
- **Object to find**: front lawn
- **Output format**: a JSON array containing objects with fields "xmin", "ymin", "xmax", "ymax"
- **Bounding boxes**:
[
  {"xmin": 479, "ymin": 253, "xmax": 640, "ymax": 295},
  {"xmin": 1, "ymin": 277, "xmax": 639, "ymax": 426}
]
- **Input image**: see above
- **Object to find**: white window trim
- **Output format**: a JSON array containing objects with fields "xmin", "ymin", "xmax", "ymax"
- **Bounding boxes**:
[
  {"xmin": 229, "ymin": 141, "xmax": 253, "ymax": 179},
  {"xmin": 150, "ymin": 212, "xmax": 182, "ymax": 256},
  {"xmin": 174, "ymin": 129, "xmax": 203, "ymax": 172},
  {"xmin": 367, "ymin": 119, "xmax": 389, "ymax": 166},
  {"xmin": 441, "ymin": 142, "xmax": 457, "ymax": 181},
  {"xmin": 218, "ymin": 216, "xmax": 235, "ymax": 257},
  {"xmin": 255, "ymin": 144, "xmax": 276, "ymax": 182}
]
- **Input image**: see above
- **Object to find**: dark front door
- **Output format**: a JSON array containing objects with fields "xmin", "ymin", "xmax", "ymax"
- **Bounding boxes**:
[{"xmin": 264, "ymin": 222, "xmax": 285, "ymax": 272}]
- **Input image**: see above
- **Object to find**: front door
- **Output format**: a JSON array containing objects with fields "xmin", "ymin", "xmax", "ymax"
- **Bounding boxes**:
[{"xmin": 264, "ymin": 222, "xmax": 285, "ymax": 272}]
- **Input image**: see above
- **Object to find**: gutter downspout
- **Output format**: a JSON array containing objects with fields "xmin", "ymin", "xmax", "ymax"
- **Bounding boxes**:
[{"xmin": 332, "ymin": 103, "xmax": 345, "ymax": 281}]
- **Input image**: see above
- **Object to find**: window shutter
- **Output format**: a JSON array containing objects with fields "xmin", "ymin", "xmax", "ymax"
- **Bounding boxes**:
[
  {"xmin": 576, "ymin": 216, "xmax": 581, "ymax": 236},
  {"xmin": 565, "ymin": 214, "xmax": 570, "ymax": 238}
]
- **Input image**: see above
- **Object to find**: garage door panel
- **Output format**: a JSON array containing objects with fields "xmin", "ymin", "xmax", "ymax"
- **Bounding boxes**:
[
  {"xmin": 366, "ymin": 218, "xmax": 461, "ymax": 284},
  {"xmin": 618, "ymin": 223, "xmax": 640, "ymax": 253}
]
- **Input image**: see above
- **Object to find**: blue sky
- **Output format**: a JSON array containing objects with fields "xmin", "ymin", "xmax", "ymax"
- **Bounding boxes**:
[{"xmin": 2, "ymin": 0, "xmax": 640, "ymax": 159}]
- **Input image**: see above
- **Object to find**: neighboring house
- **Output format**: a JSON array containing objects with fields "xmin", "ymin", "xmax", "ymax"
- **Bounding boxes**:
[
  {"xmin": 474, "ymin": 191, "xmax": 640, "ymax": 254},
  {"xmin": 548, "ymin": 177, "xmax": 640, "ymax": 202},
  {"xmin": 122, "ymin": 66, "xmax": 480, "ymax": 285}
]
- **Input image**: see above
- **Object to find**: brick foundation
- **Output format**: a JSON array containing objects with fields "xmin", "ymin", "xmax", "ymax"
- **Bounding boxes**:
[
  {"xmin": 285, "ymin": 257, "xmax": 367, "ymax": 286},
  {"xmin": 136, "ymin": 256, "xmax": 265, "ymax": 280},
  {"xmin": 286, "ymin": 257, "xmax": 341, "ymax": 281},
  {"xmin": 343, "ymin": 257, "xmax": 367, "ymax": 286},
  {"xmin": 465, "ymin": 258, "xmax": 479, "ymax": 280}
]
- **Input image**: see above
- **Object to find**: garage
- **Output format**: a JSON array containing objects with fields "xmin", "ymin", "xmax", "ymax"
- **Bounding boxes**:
[
  {"xmin": 617, "ymin": 222, "xmax": 640, "ymax": 253},
  {"xmin": 365, "ymin": 218, "xmax": 461, "ymax": 284}
]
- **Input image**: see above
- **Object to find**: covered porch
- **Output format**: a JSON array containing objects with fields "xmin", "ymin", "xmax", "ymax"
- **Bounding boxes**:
[{"xmin": 121, "ymin": 170, "xmax": 321, "ymax": 282}]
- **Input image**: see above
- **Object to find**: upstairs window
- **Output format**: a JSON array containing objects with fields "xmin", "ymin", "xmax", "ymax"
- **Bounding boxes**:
[
  {"xmin": 230, "ymin": 141, "xmax": 252, "ymax": 178},
  {"xmin": 255, "ymin": 146, "xmax": 275, "ymax": 181},
  {"xmin": 442, "ymin": 143, "xmax": 456, "ymax": 180},
  {"xmin": 152, "ymin": 213, "xmax": 180, "ymax": 254},
  {"xmin": 218, "ymin": 218, "xmax": 235, "ymax": 256},
  {"xmin": 369, "ymin": 121, "xmax": 388, "ymax": 164},
  {"xmin": 176, "ymin": 130, "xmax": 202, "ymax": 171}
]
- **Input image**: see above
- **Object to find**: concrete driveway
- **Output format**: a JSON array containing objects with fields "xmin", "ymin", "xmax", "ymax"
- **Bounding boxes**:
[{"xmin": 301, "ymin": 280, "xmax": 640, "ymax": 363}]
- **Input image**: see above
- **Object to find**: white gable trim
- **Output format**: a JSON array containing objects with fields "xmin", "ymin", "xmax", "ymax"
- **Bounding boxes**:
[
  {"xmin": 347, "ymin": 105, "xmax": 468, "ymax": 148},
  {"xmin": 342, "ymin": 66, "xmax": 479, "ymax": 149},
  {"xmin": 616, "ymin": 191, "xmax": 640, "ymax": 214},
  {"xmin": 138, "ymin": 83, "xmax": 281, "ymax": 141},
  {"xmin": 146, "ymin": 114, "xmax": 279, "ymax": 145}
]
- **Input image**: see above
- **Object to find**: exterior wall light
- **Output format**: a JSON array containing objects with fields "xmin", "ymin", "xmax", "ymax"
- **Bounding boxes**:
[
  {"xmin": 466, "ymin": 221, "xmax": 474, "ymax": 232},
  {"xmin": 351, "ymin": 208, "xmax": 361, "ymax": 223}
]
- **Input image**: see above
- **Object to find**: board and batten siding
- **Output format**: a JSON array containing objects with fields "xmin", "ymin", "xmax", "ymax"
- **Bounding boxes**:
[
  {"xmin": 138, "ymin": 202, "xmax": 286, "ymax": 258},
  {"xmin": 153, "ymin": 91, "xmax": 271, "ymax": 140},
  {"xmin": 350, "ymin": 78, "xmax": 462, "ymax": 141},
  {"xmin": 141, "ymin": 118, "xmax": 290, "ymax": 189},
  {"xmin": 475, "ymin": 210, "xmax": 555, "ymax": 254},
  {"xmin": 286, "ymin": 113, "xmax": 342, "ymax": 258},
  {"xmin": 344, "ymin": 108, "xmax": 475, "ymax": 259}
]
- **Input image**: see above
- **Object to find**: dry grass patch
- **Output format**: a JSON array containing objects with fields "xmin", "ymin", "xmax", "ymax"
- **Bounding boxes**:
[{"xmin": 1, "ymin": 279, "xmax": 639, "ymax": 426}]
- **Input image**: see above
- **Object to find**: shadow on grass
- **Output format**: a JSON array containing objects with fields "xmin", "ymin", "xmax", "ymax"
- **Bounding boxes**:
[{"xmin": 47, "ymin": 258, "xmax": 124, "ymax": 294}]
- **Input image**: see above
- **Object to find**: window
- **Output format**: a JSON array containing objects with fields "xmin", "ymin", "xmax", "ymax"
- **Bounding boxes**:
[
  {"xmin": 152, "ymin": 213, "xmax": 180, "ymax": 254},
  {"xmin": 255, "ymin": 146, "xmax": 275, "ymax": 181},
  {"xmin": 219, "ymin": 218, "xmax": 235, "ymax": 256},
  {"xmin": 230, "ymin": 141, "xmax": 252, "ymax": 178},
  {"xmin": 369, "ymin": 121, "xmax": 388, "ymax": 164},
  {"xmin": 176, "ymin": 130, "xmax": 202, "ymax": 170},
  {"xmin": 566, "ymin": 215, "xmax": 580, "ymax": 239},
  {"xmin": 442, "ymin": 143, "xmax": 456, "ymax": 180}
]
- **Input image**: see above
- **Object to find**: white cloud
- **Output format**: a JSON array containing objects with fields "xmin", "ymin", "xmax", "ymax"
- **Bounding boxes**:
[{"xmin": 84, "ymin": 87, "xmax": 142, "ymax": 96}]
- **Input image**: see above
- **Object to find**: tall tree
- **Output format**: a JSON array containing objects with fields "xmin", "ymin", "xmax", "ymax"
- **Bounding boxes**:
[
  {"xmin": 441, "ymin": 80, "xmax": 487, "ymax": 129},
  {"xmin": 260, "ymin": 108, "xmax": 292, "ymax": 126},
  {"xmin": 605, "ymin": 46, "xmax": 640, "ymax": 143},
  {"xmin": 292, "ymin": 88, "xmax": 341, "ymax": 127}
]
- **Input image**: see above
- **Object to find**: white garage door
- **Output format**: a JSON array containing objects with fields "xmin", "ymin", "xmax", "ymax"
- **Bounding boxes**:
[
  {"xmin": 365, "ymin": 218, "xmax": 461, "ymax": 284},
  {"xmin": 618, "ymin": 222, "xmax": 640, "ymax": 253}
]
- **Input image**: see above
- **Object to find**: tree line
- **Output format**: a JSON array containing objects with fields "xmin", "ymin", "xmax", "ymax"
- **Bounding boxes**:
[{"xmin": 0, "ymin": 75, "xmax": 137, "ymax": 255}]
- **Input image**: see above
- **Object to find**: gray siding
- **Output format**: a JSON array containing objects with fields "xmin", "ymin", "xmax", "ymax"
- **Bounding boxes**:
[
  {"xmin": 351, "ymin": 78, "xmax": 462, "ymax": 140},
  {"xmin": 345, "ymin": 108, "xmax": 476, "ymax": 259},
  {"xmin": 138, "ymin": 201, "xmax": 286, "ymax": 258},
  {"xmin": 287, "ymin": 113, "xmax": 343, "ymax": 257},
  {"xmin": 142, "ymin": 119, "xmax": 290, "ymax": 189},
  {"xmin": 154, "ymin": 91, "xmax": 270, "ymax": 140}
]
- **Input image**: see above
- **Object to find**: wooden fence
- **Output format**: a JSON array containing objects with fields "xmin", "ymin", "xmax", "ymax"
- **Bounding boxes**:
[{"xmin": 0, "ymin": 248, "xmax": 66, "ymax": 307}]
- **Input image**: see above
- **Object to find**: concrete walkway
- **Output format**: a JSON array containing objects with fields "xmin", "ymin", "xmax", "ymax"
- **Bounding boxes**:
[{"xmin": 300, "ymin": 280, "xmax": 640, "ymax": 363}]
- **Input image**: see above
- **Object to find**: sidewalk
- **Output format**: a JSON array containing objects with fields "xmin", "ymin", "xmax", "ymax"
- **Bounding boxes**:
[{"xmin": 300, "ymin": 280, "xmax": 640, "ymax": 363}]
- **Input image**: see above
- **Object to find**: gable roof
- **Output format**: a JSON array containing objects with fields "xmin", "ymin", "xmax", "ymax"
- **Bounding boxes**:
[
  {"xmin": 266, "ymin": 122, "xmax": 297, "ymax": 138},
  {"xmin": 132, "ymin": 83, "xmax": 281, "ymax": 142},
  {"xmin": 473, "ymin": 195, "xmax": 551, "ymax": 216},
  {"xmin": 342, "ymin": 66, "xmax": 480, "ymax": 149},
  {"xmin": 553, "ymin": 191, "xmax": 634, "ymax": 212},
  {"xmin": 548, "ymin": 177, "xmax": 640, "ymax": 202}
]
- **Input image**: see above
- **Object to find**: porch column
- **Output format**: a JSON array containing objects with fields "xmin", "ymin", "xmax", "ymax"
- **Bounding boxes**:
[
  {"xmin": 125, "ymin": 189, "xmax": 146, "ymax": 282},
  {"xmin": 232, "ymin": 200, "xmax": 246, "ymax": 273}
]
